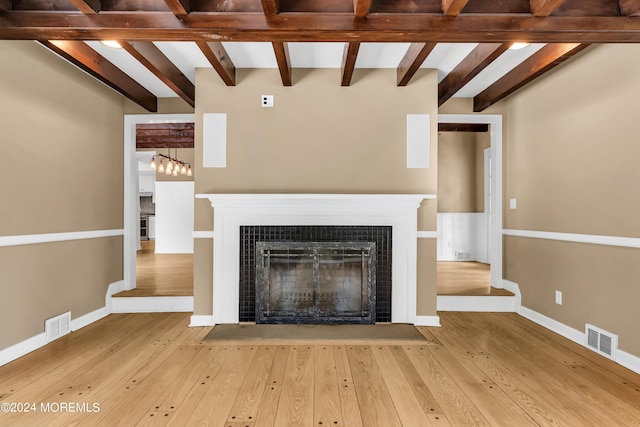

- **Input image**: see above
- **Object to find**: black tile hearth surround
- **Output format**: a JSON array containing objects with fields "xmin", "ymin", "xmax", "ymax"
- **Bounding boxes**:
[{"xmin": 239, "ymin": 226, "xmax": 392, "ymax": 322}]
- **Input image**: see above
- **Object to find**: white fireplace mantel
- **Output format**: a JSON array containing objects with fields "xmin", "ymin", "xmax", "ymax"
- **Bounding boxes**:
[{"xmin": 195, "ymin": 193, "xmax": 435, "ymax": 325}]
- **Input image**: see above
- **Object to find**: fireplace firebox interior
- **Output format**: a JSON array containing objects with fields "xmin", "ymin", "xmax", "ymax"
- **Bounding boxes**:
[
  {"xmin": 256, "ymin": 242, "xmax": 376, "ymax": 324},
  {"xmin": 239, "ymin": 226, "xmax": 392, "ymax": 323}
]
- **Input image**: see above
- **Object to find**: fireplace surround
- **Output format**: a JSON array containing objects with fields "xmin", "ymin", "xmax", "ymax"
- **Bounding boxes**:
[{"xmin": 195, "ymin": 194, "xmax": 435, "ymax": 325}]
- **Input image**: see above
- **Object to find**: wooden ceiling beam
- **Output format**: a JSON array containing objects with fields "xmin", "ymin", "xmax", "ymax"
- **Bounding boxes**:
[
  {"xmin": 2, "ymin": 14, "xmax": 640, "ymax": 43},
  {"xmin": 272, "ymin": 41, "xmax": 292, "ymax": 86},
  {"xmin": 341, "ymin": 41, "xmax": 360, "ymax": 86},
  {"xmin": 195, "ymin": 41, "xmax": 235, "ymax": 86},
  {"xmin": 442, "ymin": 0, "xmax": 469, "ymax": 17},
  {"xmin": 473, "ymin": 43, "xmax": 589, "ymax": 112},
  {"xmin": 438, "ymin": 43, "xmax": 511, "ymax": 106},
  {"xmin": 163, "ymin": 0, "xmax": 190, "ymax": 17},
  {"xmin": 530, "ymin": 0, "xmax": 568, "ymax": 17},
  {"xmin": 40, "ymin": 40, "xmax": 157, "ymax": 112},
  {"xmin": 120, "ymin": 41, "xmax": 195, "ymax": 107},
  {"xmin": 619, "ymin": 0, "xmax": 640, "ymax": 16},
  {"xmin": 438, "ymin": 123, "xmax": 489, "ymax": 132},
  {"xmin": 261, "ymin": 0, "xmax": 279, "ymax": 15},
  {"xmin": 67, "ymin": 0, "xmax": 101, "ymax": 15},
  {"xmin": 353, "ymin": 0, "xmax": 372, "ymax": 17},
  {"xmin": 0, "ymin": 0, "xmax": 11, "ymax": 12},
  {"xmin": 397, "ymin": 42, "xmax": 437, "ymax": 86},
  {"xmin": 136, "ymin": 123, "xmax": 195, "ymax": 148}
]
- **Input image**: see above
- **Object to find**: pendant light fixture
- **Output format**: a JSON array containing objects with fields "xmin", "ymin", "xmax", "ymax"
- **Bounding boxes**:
[{"xmin": 149, "ymin": 129, "xmax": 192, "ymax": 179}]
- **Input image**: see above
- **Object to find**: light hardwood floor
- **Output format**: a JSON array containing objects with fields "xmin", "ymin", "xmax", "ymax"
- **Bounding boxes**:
[
  {"xmin": 1, "ymin": 312, "xmax": 639, "ymax": 426},
  {"xmin": 114, "ymin": 241, "xmax": 193, "ymax": 297},
  {"xmin": 437, "ymin": 261, "xmax": 513, "ymax": 296}
]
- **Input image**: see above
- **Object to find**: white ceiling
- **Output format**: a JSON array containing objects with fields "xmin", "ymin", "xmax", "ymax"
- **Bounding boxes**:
[{"xmin": 84, "ymin": 41, "xmax": 546, "ymax": 100}]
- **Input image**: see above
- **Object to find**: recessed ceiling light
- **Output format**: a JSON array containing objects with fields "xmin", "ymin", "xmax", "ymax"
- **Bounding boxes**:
[
  {"xmin": 509, "ymin": 42, "xmax": 530, "ymax": 50},
  {"xmin": 100, "ymin": 40, "xmax": 122, "ymax": 49}
]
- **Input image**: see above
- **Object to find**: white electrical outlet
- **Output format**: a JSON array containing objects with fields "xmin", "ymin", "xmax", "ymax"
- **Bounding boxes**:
[
  {"xmin": 509, "ymin": 198, "xmax": 517, "ymax": 209},
  {"xmin": 261, "ymin": 95, "xmax": 274, "ymax": 107},
  {"xmin": 555, "ymin": 290, "xmax": 563, "ymax": 305}
]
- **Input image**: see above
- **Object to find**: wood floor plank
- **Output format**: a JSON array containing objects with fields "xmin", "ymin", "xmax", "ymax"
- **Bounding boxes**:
[
  {"xmin": 182, "ymin": 345, "xmax": 259, "ymax": 426},
  {"xmin": 314, "ymin": 346, "xmax": 343, "ymax": 427},
  {"xmin": 404, "ymin": 345, "xmax": 492, "ymax": 426},
  {"xmin": 254, "ymin": 345, "xmax": 290, "ymax": 427},
  {"xmin": 274, "ymin": 345, "xmax": 315, "ymax": 427},
  {"xmin": 347, "ymin": 345, "xmax": 402, "ymax": 427},
  {"xmin": 333, "ymin": 345, "xmax": 364, "ymax": 427},
  {"xmin": 371, "ymin": 345, "xmax": 435, "ymax": 426},
  {"xmin": 225, "ymin": 345, "xmax": 277, "ymax": 425}
]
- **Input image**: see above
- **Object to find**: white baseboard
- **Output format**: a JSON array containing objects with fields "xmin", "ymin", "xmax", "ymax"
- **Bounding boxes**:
[
  {"xmin": 71, "ymin": 307, "xmax": 108, "ymax": 332},
  {"xmin": 502, "ymin": 279, "xmax": 522, "ymax": 308},
  {"xmin": 111, "ymin": 296, "xmax": 194, "ymax": 313},
  {"xmin": 106, "ymin": 280, "xmax": 126, "ymax": 314},
  {"xmin": 189, "ymin": 315, "xmax": 215, "ymax": 327},
  {"xmin": 519, "ymin": 305, "xmax": 640, "ymax": 375},
  {"xmin": 0, "ymin": 333, "xmax": 47, "ymax": 367},
  {"xmin": 414, "ymin": 315, "xmax": 441, "ymax": 327},
  {"xmin": 437, "ymin": 295, "xmax": 517, "ymax": 312}
]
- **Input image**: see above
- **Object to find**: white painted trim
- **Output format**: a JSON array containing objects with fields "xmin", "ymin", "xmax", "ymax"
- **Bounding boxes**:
[
  {"xmin": 618, "ymin": 350, "xmax": 640, "ymax": 375},
  {"xmin": 414, "ymin": 315, "xmax": 441, "ymax": 327},
  {"xmin": 518, "ymin": 306, "xmax": 640, "ymax": 375},
  {"xmin": 124, "ymin": 114, "xmax": 196, "ymax": 291},
  {"xmin": 438, "ymin": 114, "xmax": 503, "ymax": 289},
  {"xmin": 196, "ymin": 193, "xmax": 434, "ymax": 325},
  {"xmin": 71, "ymin": 307, "xmax": 108, "ymax": 332},
  {"xmin": 106, "ymin": 280, "xmax": 126, "ymax": 314},
  {"xmin": 0, "ymin": 229, "xmax": 124, "ymax": 247},
  {"xmin": 111, "ymin": 296, "xmax": 194, "ymax": 313},
  {"xmin": 437, "ymin": 295, "xmax": 517, "ymax": 312},
  {"xmin": 193, "ymin": 230, "xmax": 215, "ymax": 239},
  {"xmin": 503, "ymin": 229, "xmax": 640, "ymax": 249},
  {"xmin": 502, "ymin": 279, "xmax": 522, "ymax": 308},
  {"xmin": 189, "ymin": 315, "xmax": 216, "ymax": 327},
  {"xmin": 417, "ymin": 231, "xmax": 438, "ymax": 239},
  {"xmin": 0, "ymin": 333, "xmax": 47, "ymax": 367}
]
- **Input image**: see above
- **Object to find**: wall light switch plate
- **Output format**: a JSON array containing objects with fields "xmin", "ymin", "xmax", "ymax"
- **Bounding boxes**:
[
  {"xmin": 261, "ymin": 95, "xmax": 274, "ymax": 107},
  {"xmin": 555, "ymin": 290, "xmax": 563, "ymax": 305},
  {"xmin": 509, "ymin": 198, "xmax": 517, "ymax": 209}
]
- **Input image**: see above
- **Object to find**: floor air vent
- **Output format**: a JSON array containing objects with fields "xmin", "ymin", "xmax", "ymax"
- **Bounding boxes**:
[
  {"xmin": 585, "ymin": 324, "xmax": 617, "ymax": 360},
  {"xmin": 45, "ymin": 311, "xmax": 71, "ymax": 342}
]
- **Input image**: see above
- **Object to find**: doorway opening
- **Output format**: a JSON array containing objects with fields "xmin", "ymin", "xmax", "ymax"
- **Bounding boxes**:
[{"xmin": 436, "ymin": 115, "xmax": 504, "ymax": 296}]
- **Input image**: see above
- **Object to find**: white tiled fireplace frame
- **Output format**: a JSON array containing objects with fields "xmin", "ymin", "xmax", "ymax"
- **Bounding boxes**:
[{"xmin": 195, "ymin": 194, "xmax": 435, "ymax": 325}]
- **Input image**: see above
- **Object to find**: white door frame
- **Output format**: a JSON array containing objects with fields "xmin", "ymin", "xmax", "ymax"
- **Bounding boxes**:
[
  {"xmin": 438, "ymin": 114, "xmax": 504, "ymax": 288},
  {"xmin": 123, "ymin": 114, "xmax": 195, "ymax": 290}
]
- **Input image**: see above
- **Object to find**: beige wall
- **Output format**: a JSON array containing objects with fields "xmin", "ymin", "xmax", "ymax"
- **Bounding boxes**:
[
  {"xmin": 194, "ymin": 67, "xmax": 439, "ymax": 316},
  {"xmin": 0, "ymin": 41, "xmax": 124, "ymax": 349},
  {"xmin": 438, "ymin": 131, "xmax": 477, "ymax": 213},
  {"xmin": 503, "ymin": 44, "xmax": 640, "ymax": 357}
]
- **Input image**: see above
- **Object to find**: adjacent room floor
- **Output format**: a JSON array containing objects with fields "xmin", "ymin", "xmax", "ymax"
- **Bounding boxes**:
[{"xmin": 437, "ymin": 261, "xmax": 513, "ymax": 296}]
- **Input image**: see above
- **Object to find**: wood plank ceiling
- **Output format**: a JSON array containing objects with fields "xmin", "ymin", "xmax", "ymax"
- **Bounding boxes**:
[{"xmin": 1, "ymin": 0, "xmax": 638, "ymax": 112}]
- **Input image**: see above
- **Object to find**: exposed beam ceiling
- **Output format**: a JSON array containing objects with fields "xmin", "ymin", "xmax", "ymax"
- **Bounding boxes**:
[
  {"xmin": 474, "ymin": 43, "xmax": 590, "ymax": 112},
  {"xmin": 1, "ymin": 14, "xmax": 640, "ymax": 43},
  {"xmin": 163, "ymin": 0, "xmax": 190, "ymax": 17},
  {"xmin": 273, "ymin": 42, "xmax": 292, "ymax": 86},
  {"xmin": 619, "ymin": 0, "xmax": 640, "ymax": 16},
  {"xmin": 397, "ymin": 43, "xmax": 437, "ymax": 86},
  {"xmin": 438, "ymin": 123, "xmax": 489, "ymax": 132},
  {"xmin": 195, "ymin": 41, "xmax": 236, "ymax": 86},
  {"xmin": 67, "ymin": 0, "xmax": 100, "ymax": 15},
  {"xmin": 341, "ymin": 42, "xmax": 360, "ymax": 86},
  {"xmin": 353, "ymin": 0, "xmax": 373, "ymax": 17},
  {"xmin": 40, "ymin": 40, "xmax": 157, "ymax": 112},
  {"xmin": 0, "ymin": 0, "xmax": 631, "ymax": 112},
  {"xmin": 438, "ymin": 43, "xmax": 511, "ymax": 106},
  {"xmin": 136, "ymin": 123, "xmax": 194, "ymax": 148},
  {"xmin": 120, "ymin": 41, "xmax": 195, "ymax": 107},
  {"xmin": 530, "ymin": 0, "xmax": 569, "ymax": 17},
  {"xmin": 442, "ymin": 0, "xmax": 469, "ymax": 17}
]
